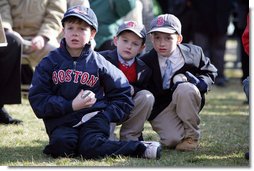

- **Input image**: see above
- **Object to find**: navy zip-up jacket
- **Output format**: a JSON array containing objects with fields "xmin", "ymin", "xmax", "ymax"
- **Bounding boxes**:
[{"xmin": 29, "ymin": 39, "xmax": 134, "ymax": 135}]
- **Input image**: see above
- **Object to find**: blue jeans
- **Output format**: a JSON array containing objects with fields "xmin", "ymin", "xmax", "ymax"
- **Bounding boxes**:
[
  {"xmin": 43, "ymin": 113, "xmax": 146, "ymax": 159},
  {"xmin": 243, "ymin": 76, "xmax": 249, "ymax": 101}
]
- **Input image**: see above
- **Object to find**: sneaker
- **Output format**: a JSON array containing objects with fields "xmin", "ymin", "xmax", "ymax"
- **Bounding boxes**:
[
  {"xmin": 175, "ymin": 137, "xmax": 199, "ymax": 151},
  {"xmin": 142, "ymin": 141, "xmax": 161, "ymax": 159}
]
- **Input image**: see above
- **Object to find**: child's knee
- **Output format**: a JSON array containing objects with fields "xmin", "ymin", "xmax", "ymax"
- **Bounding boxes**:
[
  {"xmin": 136, "ymin": 90, "xmax": 155, "ymax": 106},
  {"xmin": 174, "ymin": 83, "xmax": 201, "ymax": 102},
  {"xmin": 46, "ymin": 136, "xmax": 78, "ymax": 157}
]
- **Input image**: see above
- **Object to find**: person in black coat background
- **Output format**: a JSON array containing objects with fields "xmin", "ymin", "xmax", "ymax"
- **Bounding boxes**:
[
  {"xmin": 0, "ymin": 32, "xmax": 23, "ymax": 124},
  {"xmin": 191, "ymin": 0, "xmax": 234, "ymax": 87}
]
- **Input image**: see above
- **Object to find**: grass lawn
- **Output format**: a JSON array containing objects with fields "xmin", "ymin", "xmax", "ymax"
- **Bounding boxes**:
[{"xmin": 0, "ymin": 77, "xmax": 250, "ymax": 167}]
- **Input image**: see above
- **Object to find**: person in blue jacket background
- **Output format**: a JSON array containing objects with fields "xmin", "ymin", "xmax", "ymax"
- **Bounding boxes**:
[{"xmin": 28, "ymin": 5, "xmax": 161, "ymax": 159}]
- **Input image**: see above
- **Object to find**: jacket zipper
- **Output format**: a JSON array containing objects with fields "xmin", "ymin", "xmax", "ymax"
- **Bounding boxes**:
[{"xmin": 73, "ymin": 61, "xmax": 77, "ymax": 71}]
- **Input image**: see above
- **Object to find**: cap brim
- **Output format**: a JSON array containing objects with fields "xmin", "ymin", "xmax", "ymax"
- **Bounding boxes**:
[
  {"xmin": 148, "ymin": 27, "xmax": 176, "ymax": 34},
  {"xmin": 118, "ymin": 28, "xmax": 145, "ymax": 39},
  {"xmin": 63, "ymin": 14, "xmax": 94, "ymax": 29}
]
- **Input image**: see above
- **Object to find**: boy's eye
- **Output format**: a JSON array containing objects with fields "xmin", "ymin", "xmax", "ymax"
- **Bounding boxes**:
[
  {"xmin": 133, "ymin": 42, "xmax": 139, "ymax": 46},
  {"xmin": 81, "ymin": 27, "xmax": 89, "ymax": 31}
]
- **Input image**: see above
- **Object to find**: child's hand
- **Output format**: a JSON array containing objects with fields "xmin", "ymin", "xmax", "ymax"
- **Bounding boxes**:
[
  {"xmin": 72, "ymin": 90, "xmax": 97, "ymax": 111},
  {"xmin": 185, "ymin": 71, "xmax": 208, "ymax": 93}
]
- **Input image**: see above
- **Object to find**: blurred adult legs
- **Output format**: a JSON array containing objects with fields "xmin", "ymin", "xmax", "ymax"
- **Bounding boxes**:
[
  {"xmin": 193, "ymin": 33, "xmax": 227, "ymax": 86},
  {"xmin": 0, "ymin": 32, "xmax": 23, "ymax": 124}
]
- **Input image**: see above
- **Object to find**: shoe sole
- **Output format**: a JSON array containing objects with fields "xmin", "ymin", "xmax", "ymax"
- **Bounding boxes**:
[
  {"xmin": 175, "ymin": 145, "xmax": 199, "ymax": 152},
  {"xmin": 156, "ymin": 145, "xmax": 162, "ymax": 159}
]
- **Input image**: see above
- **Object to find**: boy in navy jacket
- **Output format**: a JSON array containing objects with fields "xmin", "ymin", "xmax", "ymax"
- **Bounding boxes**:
[
  {"xmin": 100, "ymin": 21, "xmax": 154, "ymax": 141},
  {"xmin": 140, "ymin": 14, "xmax": 217, "ymax": 151},
  {"xmin": 29, "ymin": 6, "xmax": 161, "ymax": 159}
]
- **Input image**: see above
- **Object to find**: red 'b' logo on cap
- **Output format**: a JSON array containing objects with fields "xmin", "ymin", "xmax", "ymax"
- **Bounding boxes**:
[
  {"xmin": 157, "ymin": 17, "xmax": 164, "ymax": 26},
  {"xmin": 73, "ymin": 6, "xmax": 87, "ymax": 15},
  {"xmin": 127, "ymin": 21, "xmax": 136, "ymax": 28}
]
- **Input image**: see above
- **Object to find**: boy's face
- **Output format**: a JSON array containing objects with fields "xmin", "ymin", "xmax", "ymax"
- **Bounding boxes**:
[
  {"xmin": 63, "ymin": 20, "xmax": 96, "ymax": 51},
  {"xmin": 150, "ymin": 32, "xmax": 182, "ymax": 57},
  {"xmin": 114, "ymin": 31, "xmax": 145, "ymax": 61}
]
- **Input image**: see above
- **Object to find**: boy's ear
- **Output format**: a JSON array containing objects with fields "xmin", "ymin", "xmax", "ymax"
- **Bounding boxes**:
[
  {"xmin": 90, "ymin": 29, "xmax": 97, "ymax": 40},
  {"xmin": 177, "ymin": 34, "xmax": 183, "ymax": 44},
  {"xmin": 149, "ymin": 34, "xmax": 154, "ymax": 43},
  {"xmin": 113, "ymin": 36, "xmax": 118, "ymax": 46},
  {"xmin": 139, "ymin": 44, "xmax": 146, "ymax": 54}
]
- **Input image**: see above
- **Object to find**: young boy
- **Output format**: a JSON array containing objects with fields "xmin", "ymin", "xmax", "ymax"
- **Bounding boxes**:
[
  {"xmin": 28, "ymin": 5, "xmax": 161, "ymax": 159},
  {"xmin": 100, "ymin": 21, "xmax": 154, "ymax": 141},
  {"xmin": 140, "ymin": 14, "xmax": 217, "ymax": 151}
]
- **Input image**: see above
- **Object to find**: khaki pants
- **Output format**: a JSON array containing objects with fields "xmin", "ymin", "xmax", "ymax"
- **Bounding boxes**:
[
  {"xmin": 109, "ymin": 90, "xmax": 154, "ymax": 141},
  {"xmin": 150, "ymin": 82, "xmax": 201, "ymax": 148}
]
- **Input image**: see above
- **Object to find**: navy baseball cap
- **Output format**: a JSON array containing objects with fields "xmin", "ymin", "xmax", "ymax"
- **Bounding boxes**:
[
  {"xmin": 148, "ymin": 14, "xmax": 181, "ymax": 35},
  {"xmin": 116, "ymin": 21, "xmax": 146, "ymax": 41},
  {"xmin": 62, "ymin": 5, "xmax": 98, "ymax": 32}
]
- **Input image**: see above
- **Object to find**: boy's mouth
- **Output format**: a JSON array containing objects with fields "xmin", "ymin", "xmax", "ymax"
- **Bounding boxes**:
[
  {"xmin": 123, "ymin": 50, "xmax": 131, "ymax": 55},
  {"xmin": 71, "ymin": 39, "xmax": 79, "ymax": 42},
  {"xmin": 159, "ymin": 48, "xmax": 167, "ymax": 51}
]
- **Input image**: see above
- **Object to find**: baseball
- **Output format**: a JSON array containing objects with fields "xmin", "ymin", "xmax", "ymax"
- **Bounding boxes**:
[
  {"xmin": 173, "ymin": 74, "xmax": 187, "ymax": 84},
  {"xmin": 81, "ymin": 90, "xmax": 95, "ymax": 99}
]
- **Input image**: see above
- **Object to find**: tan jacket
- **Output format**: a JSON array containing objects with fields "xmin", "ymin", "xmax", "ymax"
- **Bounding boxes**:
[
  {"xmin": 0, "ymin": 0, "xmax": 66, "ymax": 41},
  {"xmin": 67, "ymin": 0, "xmax": 89, "ymax": 8}
]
